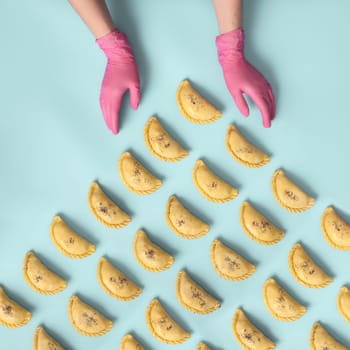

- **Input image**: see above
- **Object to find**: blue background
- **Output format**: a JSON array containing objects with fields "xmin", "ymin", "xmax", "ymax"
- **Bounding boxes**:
[{"xmin": 1, "ymin": 0, "xmax": 350, "ymax": 349}]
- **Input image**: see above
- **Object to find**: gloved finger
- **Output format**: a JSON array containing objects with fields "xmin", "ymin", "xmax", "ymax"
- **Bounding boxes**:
[
  {"xmin": 129, "ymin": 83, "xmax": 141, "ymax": 110},
  {"xmin": 99, "ymin": 98, "xmax": 111, "ymax": 130},
  {"xmin": 104, "ymin": 94, "xmax": 123, "ymax": 134},
  {"xmin": 232, "ymin": 90, "xmax": 249, "ymax": 117},
  {"xmin": 267, "ymin": 86, "xmax": 276, "ymax": 120},
  {"xmin": 249, "ymin": 92, "xmax": 272, "ymax": 128}
]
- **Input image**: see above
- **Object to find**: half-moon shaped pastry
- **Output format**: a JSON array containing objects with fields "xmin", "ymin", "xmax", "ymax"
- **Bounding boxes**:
[
  {"xmin": 0, "ymin": 287, "xmax": 31, "ymax": 328},
  {"xmin": 271, "ymin": 169, "xmax": 314, "ymax": 213},
  {"xmin": 23, "ymin": 252, "xmax": 67, "ymax": 295},
  {"xmin": 68, "ymin": 295, "xmax": 113, "ymax": 337},
  {"xmin": 197, "ymin": 342, "xmax": 211, "ymax": 350},
  {"xmin": 118, "ymin": 152, "xmax": 162, "ymax": 195},
  {"xmin": 33, "ymin": 326, "xmax": 65, "ymax": 350},
  {"xmin": 176, "ymin": 270, "xmax": 220, "ymax": 314},
  {"xmin": 120, "ymin": 333, "xmax": 145, "ymax": 350},
  {"xmin": 310, "ymin": 323, "xmax": 348, "ymax": 350},
  {"xmin": 240, "ymin": 201, "xmax": 284, "ymax": 245},
  {"xmin": 337, "ymin": 286, "xmax": 350, "ymax": 324},
  {"xmin": 192, "ymin": 160, "xmax": 238, "ymax": 203},
  {"xmin": 88, "ymin": 182, "xmax": 131, "ymax": 228},
  {"xmin": 262, "ymin": 278, "xmax": 306, "ymax": 321},
  {"xmin": 226, "ymin": 124, "xmax": 270, "ymax": 168},
  {"xmin": 210, "ymin": 239, "xmax": 256, "ymax": 281},
  {"xmin": 232, "ymin": 309, "xmax": 275, "ymax": 350},
  {"xmin": 166, "ymin": 195, "xmax": 210, "ymax": 239},
  {"xmin": 144, "ymin": 116, "xmax": 188, "ymax": 162},
  {"xmin": 321, "ymin": 207, "xmax": 350, "ymax": 250},
  {"xmin": 176, "ymin": 80, "xmax": 221, "ymax": 124},
  {"xmin": 50, "ymin": 215, "xmax": 96, "ymax": 258},
  {"xmin": 146, "ymin": 299, "xmax": 190, "ymax": 344},
  {"xmin": 288, "ymin": 243, "xmax": 333, "ymax": 288},
  {"xmin": 133, "ymin": 229, "xmax": 174, "ymax": 272},
  {"xmin": 97, "ymin": 257, "xmax": 142, "ymax": 301}
]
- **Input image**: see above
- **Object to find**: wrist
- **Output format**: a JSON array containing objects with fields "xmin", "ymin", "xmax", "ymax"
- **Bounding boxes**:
[{"xmin": 216, "ymin": 27, "xmax": 245, "ymax": 64}]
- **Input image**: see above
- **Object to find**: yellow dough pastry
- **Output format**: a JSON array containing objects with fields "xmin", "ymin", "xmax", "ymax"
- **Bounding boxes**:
[
  {"xmin": 288, "ymin": 243, "xmax": 333, "ymax": 288},
  {"xmin": 197, "ymin": 342, "xmax": 211, "ymax": 350},
  {"xmin": 146, "ymin": 299, "xmax": 190, "ymax": 344},
  {"xmin": 240, "ymin": 201, "xmax": 284, "ymax": 245},
  {"xmin": 0, "ymin": 287, "xmax": 31, "ymax": 328},
  {"xmin": 310, "ymin": 323, "xmax": 348, "ymax": 350},
  {"xmin": 88, "ymin": 182, "xmax": 131, "ymax": 228},
  {"xmin": 233, "ymin": 309, "xmax": 275, "ymax": 350},
  {"xmin": 271, "ymin": 169, "xmax": 315, "ymax": 213},
  {"xmin": 165, "ymin": 195, "xmax": 210, "ymax": 239},
  {"xmin": 133, "ymin": 229, "xmax": 174, "ymax": 272},
  {"xmin": 118, "ymin": 151, "xmax": 162, "ymax": 195},
  {"xmin": 192, "ymin": 160, "xmax": 238, "ymax": 203},
  {"xmin": 176, "ymin": 270, "xmax": 220, "ymax": 314},
  {"xmin": 97, "ymin": 257, "xmax": 142, "ymax": 301},
  {"xmin": 23, "ymin": 251, "xmax": 67, "ymax": 295},
  {"xmin": 144, "ymin": 116, "xmax": 189, "ymax": 162},
  {"xmin": 120, "ymin": 334, "xmax": 145, "ymax": 350},
  {"xmin": 226, "ymin": 124, "xmax": 270, "ymax": 168},
  {"xmin": 262, "ymin": 278, "xmax": 306, "ymax": 322},
  {"xmin": 337, "ymin": 286, "xmax": 350, "ymax": 324},
  {"xmin": 68, "ymin": 295, "xmax": 113, "ymax": 337},
  {"xmin": 210, "ymin": 239, "xmax": 256, "ymax": 281},
  {"xmin": 176, "ymin": 80, "xmax": 221, "ymax": 124},
  {"xmin": 33, "ymin": 326, "xmax": 65, "ymax": 350},
  {"xmin": 321, "ymin": 207, "xmax": 350, "ymax": 250},
  {"xmin": 50, "ymin": 215, "xmax": 96, "ymax": 258}
]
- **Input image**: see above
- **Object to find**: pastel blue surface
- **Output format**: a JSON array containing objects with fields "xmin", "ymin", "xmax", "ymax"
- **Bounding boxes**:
[{"xmin": 1, "ymin": 0, "xmax": 350, "ymax": 349}]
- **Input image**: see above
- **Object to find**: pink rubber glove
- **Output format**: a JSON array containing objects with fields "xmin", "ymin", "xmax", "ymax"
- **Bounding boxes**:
[
  {"xmin": 97, "ymin": 29, "xmax": 141, "ymax": 134},
  {"xmin": 216, "ymin": 28, "xmax": 275, "ymax": 128}
]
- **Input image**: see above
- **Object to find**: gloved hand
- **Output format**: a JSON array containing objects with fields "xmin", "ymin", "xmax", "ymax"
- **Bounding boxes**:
[
  {"xmin": 216, "ymin": 27, "xmax": 275, "ymax": 128},
  {"xmin": 97, "ymin": 29, "xmax": 140, "ymax": 134}
]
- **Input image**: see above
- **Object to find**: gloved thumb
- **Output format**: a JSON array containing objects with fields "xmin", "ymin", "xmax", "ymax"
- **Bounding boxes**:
[
  {"xmin": 129, "ymin": 84, "xmax": 141, "ymax": 110},
  {"xmin": 233, "ymin": 90, "xmax": 249, "ymax": 117}
]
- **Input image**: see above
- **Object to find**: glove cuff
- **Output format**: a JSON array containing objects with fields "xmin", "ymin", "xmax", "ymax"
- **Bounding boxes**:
[
  {"xmin": 216, "ymin": 27, "xmax": 245, "ymax": 64},
  {"xmin": 96, "ymin": 29, "xmax": 135, "ymax": 62}
]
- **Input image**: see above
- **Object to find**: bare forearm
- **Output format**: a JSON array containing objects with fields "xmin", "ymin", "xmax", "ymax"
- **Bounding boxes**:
[
  {"xmin": 212, "ymin": 0, "xmax": 242, "ymax": 33},
  {"xmin": 68, "ymin": 0, "xmax": 115, "ymax": 38}
]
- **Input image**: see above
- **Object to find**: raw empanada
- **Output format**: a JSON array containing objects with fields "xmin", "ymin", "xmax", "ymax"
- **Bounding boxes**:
[
  {"xmin": 176, "ymin": 270, "xmax": 220, "ymax": 314},
  {"xmin": 240, "ymin": 201, "xmax": 284, "ymax": 245},
  {"xmin": 210, "ymin": 239, "xmax": 256, "ymax": 281},
  {"xmin": 226, "ymin": 124, "xmax": 270, "ymax": 168},
  {"xmin": 197, "ymin": 342, "xmax": 211, "ymax": 350},
  {"xmin": 0, "ymin": 287, "xmax": 31, "ymax": 328},
  {"xmin": 176, "ymin": 80, "xmax": 221, "ymax": 124},
  {"xmin": 288, "ymin": 243, "xmax": 333, "ymax": 288},
  {"xmin": 88, "ymin": 182, "xmax": 131, "ymax": 228},
  {"xmin": 68, "ymin": 295, "xmax": 113, "ymax": 336},
  {"xmin": 23, "ymin": 251, "xmax": 67, "ymax": 295},
  {"xmin": 33, "ymin": 326, "xmax": 65, "ymax": 350},
  {"xmin": 192, "ymin": 160, "xmax": 238, "ymax": 203},
  {"xmin": 321, "ymin": 207, "xmax": 350, "ymax": 250},
  {"xmin": 120, "ymin": 333, "xmax": 145, "ymax": 350},
  {"xmin": 118, "ymin": 151, "xmax": 162, "ymax": 195},
  {"xmin": 233, "ymin": 309, "xmax": 275, "ymax": 350},
  {"xmin": 262, "ymin": 278, "xmax": 306, "ymax": 321},
  {"xmin": 97, "ymin": 257, "xmax": 142, "ymax": 301},
  {"xmin": 271, "ymin": 169, "xmax": 315, "ymax": 213},
  {"xmin": 146, "ymin": 299, "xmax": 190, "ymax": 344},
  {"xmin": 337, "ymin": 286, "xmax": 350, "ymax": 324},
  {"xmin": 310, "ymin": 323, "xmax": 348, "ymax": 350},
  {"xmin": 144, "ymin": 116, "xmax": 189, "ymax": 162},
  {"xmin": 50, "ymin": 215, "xmax": 96, "ymax": 258},
  {"xmin": 166, "ymin": 195, "xmax": 210, "ymax": 239},
  {"xmin": 133, "ymin": 229, "xmax": 174, "ymax": 272}
]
